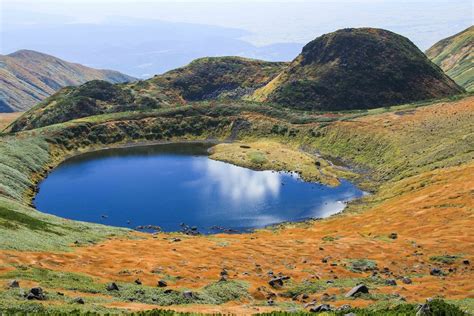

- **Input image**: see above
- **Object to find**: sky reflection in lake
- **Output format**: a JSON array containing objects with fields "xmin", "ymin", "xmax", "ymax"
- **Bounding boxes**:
[{"xmin": 34, "ymin": 143, "xmax": 364, "ymax": 232}]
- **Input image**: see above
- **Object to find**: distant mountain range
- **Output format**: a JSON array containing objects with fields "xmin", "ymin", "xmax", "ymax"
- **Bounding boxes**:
[
  {"xmin": 426, "ymin": 26, "xmax": 473, "ymax": 92},
  {"xmin": 0, "ymin": 50, "xmax": 136, "ymax": 112},
  {"xmin": 1, "ymin": 17, "xmax": 302, "ymax": 79}
]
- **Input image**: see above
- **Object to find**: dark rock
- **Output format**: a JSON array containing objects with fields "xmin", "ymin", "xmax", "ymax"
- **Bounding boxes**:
[
  {"xmin": 321, "ymin": 256, "xmax": 330, "ymax": 263},
  {"xmin": 268, "ymin": 276, "xmax": 290, "ymax": 288},
  {"xmin": 73, "ymin": 297, "xmax": 85, "ymax": 304},
  {"xmin": 134, "ymin": 279, "xmax": 142, "ymax": 285},
  {"xmin": 402, "ymin": 277, "xmax": 413, "ymax": 284},
  {"xmin": 267, "ymin": 298, "xmax": 275, "ymax": 306},
  {"xmin": 385, "ymin": 279, "xmax": 397, "ymax": 286},
  {"xmin": 183, "ymin": 290, "xmax": 194, "ymax": 299},
  {"xmin": 106, "ymin": 282, "xmax": 120, "ymax": 291},
  {"xmin": 463, "ymin": 259, "xmax": 470, "ymax": 265},
  {"xmin": 416, "ymin": 303, "xmax": 431, "ymax": 315},
  {"xmin": 321, "ymin": 293, "xmax": 336, "ymax": 301},
  {"xmin": 157, "ymin": 280, "xmax": 168, "ymax": 287},
  {"xmin": 388, "ymin": 232, "xmax": 398, "ymax": 239},
  {"xmin": 219, "ymin": 275, "xmax": 228, "ymax": 282},
  {"xmin": 430, "ymin": 268, "xmax": 443, "ymax": 276},
  {"xmin": 337, "ymin": 304, "xmax": 351, "ymax": 311},
  {"xmin": 302, "ymin": 293, "xmax": 309, "ymax": 300},
  {"xmin": 345, "ymin": 284, "xmax": 369, "ymax": 298},
  {"xmin": 8, "ymin": 280, "xmax": 19, "ymax": 288},
  {"xmin": 26, "ymin": 287, "xmax": 46, "ymax": 300},
  {"xmin": 164, "ymin": 289, "xmax": 174, "ymax": 294},
  {"xmin": 309, "ymin": 304, "xmax": 332, "ymax": 312}
]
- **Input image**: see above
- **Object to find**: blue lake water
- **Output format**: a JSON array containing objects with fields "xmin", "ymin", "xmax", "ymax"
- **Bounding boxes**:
[{"xmin": 34, "ymin": 143, "xmax": 364, "ymax": 233}]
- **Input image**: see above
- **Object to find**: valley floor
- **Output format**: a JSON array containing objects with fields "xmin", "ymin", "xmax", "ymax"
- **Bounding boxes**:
[{"xmin": 0, "ymin": 96, "xmax": 473, "ymax": 314}]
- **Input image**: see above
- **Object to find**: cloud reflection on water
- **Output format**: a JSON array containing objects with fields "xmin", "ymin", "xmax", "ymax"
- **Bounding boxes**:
[{"xmin": 193, "ymin": 158, "xmax": 281, "ymax": 204}]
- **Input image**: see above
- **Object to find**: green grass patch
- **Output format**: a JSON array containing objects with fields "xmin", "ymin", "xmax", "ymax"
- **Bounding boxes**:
[
  {"xmin": 430, "ymin": 254, "xmax": 462, "ymax": 264},
  {"xmin": 248, "ymin": 151, "xmax": 268, "ymax": 164},
  {"xmin": 346, "ymin": 259, "xmax": 377, "ymax": 273}
]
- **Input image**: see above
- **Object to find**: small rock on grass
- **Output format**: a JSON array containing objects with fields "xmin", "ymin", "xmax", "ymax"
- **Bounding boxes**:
[
  {"xmin": 345, "ymin": 284, "xmax": 369, "ymax": 298},
  {"xmin": 8, "ymin": 280, "xmax": 19, "ymax": 288},
  {"xmin": 430, "ymin": 268, "xmax": 443, "ymax": 276},
  {"xmin": 268, "ymin": 276, "xmax": 290, "ymax": 288},
  {"xmin": 389, "ymin": 232, "xmax": 398, "ymax": 239},
  {"xmin": 26, "ymin": 287, "xmax": 46, "ymax": 300},
  {"xmin": 385, "ymin": 279, "xmax": 397, "ymax": 286},
  {"xmin": 309, "ymin": 304, "xmax": 332, "ymax": 312},
  {"xmin": 402, "ymin": 277, "xmax": 413, "ymax": 284},
  {"xmin": 106, "ymin": 282, "xmax": 120, "ymax": 291},
  {"xmin": 73, "ymin": 297, "xmax": 85, "ymax": 304},
  {"xmin": 157, "ymin": 280, "xmax": 168, "ymax": 287}
]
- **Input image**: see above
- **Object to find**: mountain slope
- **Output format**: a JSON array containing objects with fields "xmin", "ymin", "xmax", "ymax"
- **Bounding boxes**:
[
  {"xmin": 151, "ymin": 56, "xmax": 288, "ymax": 101},
  {"xmin": 426, "ymin": 26, "xmax": 474, "ymax": 92},
  {"xmin": 0, "ymin": 50, "xmax": 136, "ymax": 112},
  {"xmin": 251, "ymin": 28, "xmax": 464, "ymax": 110}
]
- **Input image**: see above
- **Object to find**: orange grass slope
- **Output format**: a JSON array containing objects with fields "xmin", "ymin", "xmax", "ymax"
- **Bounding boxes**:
[{"xmin": 0, "ymin": 96, "xmax": 473, "ymax": 313}]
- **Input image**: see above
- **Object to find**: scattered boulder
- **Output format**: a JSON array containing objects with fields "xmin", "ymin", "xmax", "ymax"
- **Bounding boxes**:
[
  {"xmin": 8, "ymin": 280, "xmax": 19, "ymax": 288},
  {"xmin": 462, "ymin": 259, "xmax": 470, "ymax": 265},
  {"xmin": 106, "ymin": 282, "xmax": 120, "ymax": 291},
  {"xmin": 183, "ymin": 291, "xmax": 194, "ymax": 299},
  {"xmin": 385, "ymin": 279, "xmax": 397, "ymax": 286},
  {"xmin": 134, "ymin": 279, "xmax": 142, "ymax": 285},
  {"xmin": 345, "ymin": 284, "xmax": 369, "ymax": 298},
  {"xmin": 254, "ymin": 286, "xmax": 276, "ymax": 300},
  {"xmin": 430, "ymin": 268, "xmax": 443, "ymax": 276},
  {"xmin": 321, "ymin": 293, "xmax": 336, "ymax": 302},
  {"xmin": 26, "ymin": 287, "xmax": 46, "ymax": 300},
  {"xmin": 309, "ymin": 304, "xmax": 332, "ymax": 312},
  {"xmin": 73, "ymin": 297, "xmax": 85, "ymax": 304},
  {"xmin": 402, "ymin": 277, "xmax": 413, "ymax": 284},
  {"xmin": 219, "ymin": 269, "xmax": 229, "ymax": 281},
  {"xmin": 157, "ymin": 280, "xmax": 168, "ymax": 288},
  {"xmin": 337, "ymin": 304, "xmax": 352, "ymax": 311},
  {"xmin": 416, "ymin": 303, "xmax": 431, "ymax": 315},
  {"xmin": 388, "ymin": 232, "xmax": 398, "ymax": 239},
  {"xmin": 268, "ymin": 276, "xmax": 290, "ymax": 288},
  {"xmin": 304, "ymin": 300, "xmax": 317, "ymax": 309}
]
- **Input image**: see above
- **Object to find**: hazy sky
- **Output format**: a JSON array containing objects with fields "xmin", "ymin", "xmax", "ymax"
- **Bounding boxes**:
[{"xmin": 2, "ymin": 0, "xmax": 472, "ymax": 48}]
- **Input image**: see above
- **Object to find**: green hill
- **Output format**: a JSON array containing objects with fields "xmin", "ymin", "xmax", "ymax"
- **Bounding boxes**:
[
  {"xmin": 9, "ymin": 57, "xmax": 286, "ymax": 132},
  {"xmin": 426, "ymin": 26, "xmax": 474, "ymax": 92},
  {"xmin": 251, "ymin": 28, "xmax": 463, "ymax": 110}
]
